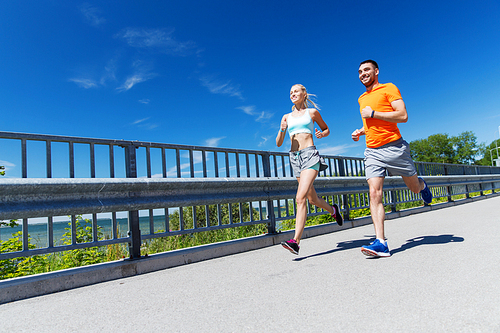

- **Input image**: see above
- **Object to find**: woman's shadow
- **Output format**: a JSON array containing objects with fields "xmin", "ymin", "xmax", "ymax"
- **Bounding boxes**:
[{"xmin": 293, "ymin": 234, "xmax": 464, "ymax": 261}]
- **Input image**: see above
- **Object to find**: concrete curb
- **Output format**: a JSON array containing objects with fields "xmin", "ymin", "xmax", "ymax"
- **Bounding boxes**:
[{"xmin": 1, "ymin": 193, "xmax": 498, "ymax": 304}]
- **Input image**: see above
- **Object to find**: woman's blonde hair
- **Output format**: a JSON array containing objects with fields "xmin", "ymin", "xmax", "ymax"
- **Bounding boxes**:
[{"xmin": 291, "ymin": 84, "xmax": 320, "ymax": 111}]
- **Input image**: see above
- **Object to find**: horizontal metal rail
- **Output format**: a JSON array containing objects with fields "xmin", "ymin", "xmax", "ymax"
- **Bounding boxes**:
[{"xmin": 1, "ymin": 174, "xmax": 499, "ymax": 260}]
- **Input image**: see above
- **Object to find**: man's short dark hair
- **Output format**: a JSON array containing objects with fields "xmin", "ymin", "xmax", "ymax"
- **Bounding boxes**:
[{"xmin": 360, "ymin": 59, "xmax": 379, "ymax": 69}]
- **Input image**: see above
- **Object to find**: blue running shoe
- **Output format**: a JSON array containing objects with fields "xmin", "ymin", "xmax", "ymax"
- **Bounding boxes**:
[
  {"xmin": 419, "ymin": 177, "xmax": 433, "ymax": 204},
  {"xmin": 361, "ymin": 239, "xmax": 391, "ymax": 257}
]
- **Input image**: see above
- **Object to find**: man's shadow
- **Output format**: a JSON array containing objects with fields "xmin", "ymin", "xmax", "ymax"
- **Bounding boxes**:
[
  {"xmin": 293, "ymin": 234, "xmax": 464, "ymax": 261},
  {"xmin": 390, "ymin": 234, "xmax": 464, "ymax": 255}
]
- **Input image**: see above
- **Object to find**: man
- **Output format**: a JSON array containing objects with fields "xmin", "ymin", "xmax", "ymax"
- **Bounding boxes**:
[{"xmin": 351, "ymin": 59, "xmax": 432, "ymax": 258}]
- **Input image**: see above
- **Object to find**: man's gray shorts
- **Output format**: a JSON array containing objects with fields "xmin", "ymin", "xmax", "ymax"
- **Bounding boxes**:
[
  {"xmin": 364, "ymin": 138, "xmax": 417, "ymax": 180},
  {"xmin": 289, "ymin": 146, "xmax": 327, "ymax": 178}
]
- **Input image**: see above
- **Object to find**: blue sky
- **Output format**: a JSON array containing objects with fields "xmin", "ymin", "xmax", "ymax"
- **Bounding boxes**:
[{"xmin": 1, "ymin": 0, "xmax": 499, "ymax": 165}]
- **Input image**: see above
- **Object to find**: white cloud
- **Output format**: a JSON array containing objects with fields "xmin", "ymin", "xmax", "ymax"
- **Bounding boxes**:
[
  {"xmin": 68, "ymin": 78, "xmax": 98, "ymax": 89},
  {"xmin": 258, "ymin": 136, "xmax": 270, "ymax": 147},
  {"xmin": 319, "ymin": 144, "xmax": 359, "ymax": 156},
  {"xmin": 237, "ymin": 105, "xmax": 256, "ymax": 116},
  {"xmin": 79, "ymin": 3, "xmax": 105, "ymax": 27},
  {"xmin": 132, "ymin": 117, "xmax": 150, "ymax": 125},
  {"xmin": 205, "ymin": 137, "xmax": 226, "ymax": 147},
  {"xmin": 117, "ymin": 72, "xmax": 156, "ymax": 92},
  {"xmin": 139, "ymin": 99, "xmax": 150, "ymax": 104},
  {"xmin": 237, "ymin": 105, "xmax": 273, "ymax": 122},
  {"xmin": 200, "ymin": 76, "xmax": 243, "ymax": 100},
  {"xmin": 115, "ymin": 28, "xmax": 197, "ymax": 56}
]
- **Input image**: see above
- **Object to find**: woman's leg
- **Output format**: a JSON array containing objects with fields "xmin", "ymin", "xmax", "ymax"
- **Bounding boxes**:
[{"xmin": 293, "ymin": 168, "xmax": 319, "ymax": 244}]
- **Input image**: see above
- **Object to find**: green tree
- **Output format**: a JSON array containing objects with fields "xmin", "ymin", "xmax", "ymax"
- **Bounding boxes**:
[
  {"xmin": 451, "ymin": 131, "xmax": 484, "ymax": 164},
  {"xmin": 410, "ymin": 134, "xmax": 454, "ymax": 163},
  {"xmin": 410, "ymin": 131, "xmax": 485, "ymax": 164}
]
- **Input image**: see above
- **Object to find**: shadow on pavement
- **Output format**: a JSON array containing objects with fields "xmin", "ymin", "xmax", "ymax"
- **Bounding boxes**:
[
  {"xmin": 293, "ymin": 234, "xmax": 464, "ymax": 261},
  {"xmin": 293, "ymin": 238, "xmax": 369, "ymax": 261},
  {"xmin": 390, "ymin": 234, "xmax": 464, "ymax": 255}
]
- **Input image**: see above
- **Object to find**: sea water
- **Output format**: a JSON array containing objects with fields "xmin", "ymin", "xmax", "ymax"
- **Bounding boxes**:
[{"xmin": 0, "ymin": 215, "xmax": 169, "ymax": 248}]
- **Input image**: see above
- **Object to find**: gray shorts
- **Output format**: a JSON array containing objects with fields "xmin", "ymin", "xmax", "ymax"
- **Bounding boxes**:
[
  {"xmin": 364, "ymin": 138, "xmax": 417, "ymax": 180},
  {"xmin": 289, "ymin": 146, "xmax": 328, "ymax": 177}
]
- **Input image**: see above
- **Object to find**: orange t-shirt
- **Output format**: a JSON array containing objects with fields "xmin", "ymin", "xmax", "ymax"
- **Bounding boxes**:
[{"xmin": 358, "ymin": 83, "xmax": 402, "ymax": 148}]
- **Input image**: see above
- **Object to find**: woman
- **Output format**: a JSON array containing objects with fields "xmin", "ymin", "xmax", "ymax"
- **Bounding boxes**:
[{"xmin": 276, "ymin": 84, "xmax": 343, "ymax": 255}]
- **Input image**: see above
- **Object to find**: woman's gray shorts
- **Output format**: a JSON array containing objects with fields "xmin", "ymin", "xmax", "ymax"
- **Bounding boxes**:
[
  {"xmin": 364, "ymin": 138, "xmax": 417, "ymax": 180},
  {"xmin": 289, "ymin": 146, "xmax": 328, "ymax": 177}
]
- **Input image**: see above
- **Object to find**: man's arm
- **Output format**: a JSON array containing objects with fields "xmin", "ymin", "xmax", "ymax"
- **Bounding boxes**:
[{"xmin": 360, "ymin": 99, "xmax": 408, "ymax": 123}]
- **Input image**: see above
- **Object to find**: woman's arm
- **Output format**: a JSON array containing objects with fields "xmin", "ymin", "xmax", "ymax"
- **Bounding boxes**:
[
  {"xmin": 276, "ymin": 114, "xmax": 288, "ymax": 147},
  {"xmin": 310, "ymin": 109, "xmax": 330, "ymax": 139}
]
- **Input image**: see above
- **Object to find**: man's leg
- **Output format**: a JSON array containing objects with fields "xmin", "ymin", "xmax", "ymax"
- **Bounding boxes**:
[
  {"xmin": 402, "ymin": 174, "xmax": 424, "ymax": 193},
  {"xmin": 361, "ymin": 176, "xmax": 391, "ymax": 257},
  {"xmin": 367, "ymin": 176, "xmax": 386, "ymax": 240},
  {"xmin": 402, "ymin": 174, "xmax": 433, "ymax": 203}
]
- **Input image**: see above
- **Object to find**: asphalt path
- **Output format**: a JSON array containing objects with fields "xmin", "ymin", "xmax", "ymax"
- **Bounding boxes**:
[{"xmin": 1, "ymin": 197, "xmax": 499, "ymax": 332}]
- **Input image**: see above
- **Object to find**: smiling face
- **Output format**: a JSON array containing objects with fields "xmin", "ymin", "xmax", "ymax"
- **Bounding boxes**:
[
  {"xmin": 290, "ymin": 84, "xmax": 306, "ymax": 106},
  {"xmin": 358, "ymin": 62, "xmax": 379, "ymax": 89}
]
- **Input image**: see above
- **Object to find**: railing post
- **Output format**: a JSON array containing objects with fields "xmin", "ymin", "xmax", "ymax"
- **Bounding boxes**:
[
  {"xmin": 125, "ymin": 144, "xmax": 142, "ymax": 259},
  {"xmin": 338, "ymin": 158, "xmax": 350, "ymax": 220},
  {"xmin": 261, "ymin": 152, "xmax": 276, "ymax": 234},
  {"xmin": 444, "ymin": 165, "xmax": 453, "ymax": 202}
]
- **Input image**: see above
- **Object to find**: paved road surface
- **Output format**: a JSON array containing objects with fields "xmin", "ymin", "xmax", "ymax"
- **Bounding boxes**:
[{"xmin": 1, "ymin": 197, "xmax": 499, "ymax": 332}]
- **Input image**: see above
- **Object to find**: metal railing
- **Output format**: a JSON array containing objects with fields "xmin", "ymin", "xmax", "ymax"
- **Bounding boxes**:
[{"xmin": 1, "ymin": 131, "xmax": 500, "ymax": 261}]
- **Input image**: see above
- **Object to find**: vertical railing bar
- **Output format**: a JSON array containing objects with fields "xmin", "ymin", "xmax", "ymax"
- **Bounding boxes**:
[
  {"xmin": 281, "ymin": 155, "xmax": 286, "ymax": 177},
  {"xmin": 239, "ymin": 202, "xmax": 243, "ymax": 223},
  {"xmin": 109, "ymin": 144, "xmax": 115, "ymax": 178},
  {"xmin": 246, "ymin": 153, "xmax": 251, "ymax": 177},
  {"xmin": 112, "ymin": 212, "xmax": 118, "ymax": 239},
  {"xmin": 69, "ymin": 142, "xmax": 75, "ymax": 178},
  {"xmin": 258, "ymin": 201, "xmax": 263, "ymax": 221},
  {"xmin": 71, "ymin": 215, "xmax": 77, "ymax": 245},
  {"xmin": 90, "ymin": 143, "xmax": 96, "ymax": 178},
  {"xmin": 255, "ymin": 154, "xmax": 260, "ymax": 177},
  {"xmin": 214, "ymin": 152, "xmax": 219, "ymax": 178},
  {"xmin": 249, "ymin": 202, "xmax": 254, "ymax": 222},
  {"xmin": 176, "ymin": 148, "xmax": 181, "ymax": 178},
  {"xmin": 202, "ymin": 150, "xmax": 208, "ymax": 178},
  {"xmin": 205, "ymin": 205, "xmax": 210, "ymax": 227},
  {"xmin": 192, "ymin": 206, "xmax": 197, "ymax": 229},
  {"xmin": 228, "ymin": 204, "xmax": 233, "ymax": 224},
  {"xmin": 235, "ymin": 153, "xmax": 241, "ymax": 178},
  {"xmin": 22, "ymin": 218, "xmax": 29, "ymax": 251},
  {"xmin": 149, "ymin": 209, "xmax": 155, "ymax": 235},
  {"xmin": 273, "ymin": 155, "xmax": 278, "ymax": 177},
  {"xmin": 92, "ymin": 213, "xmax": 98, "ymax": 242},
  {"xmin": 21, "ymin": 138, "xmax": 27, "ymax": 178},
  {"xmin": 146, "ymin": 146, "xmax": 152, "ymax": 178},
  {"xmin": 217, "ymin": 204, "xmax": 222, "ymax": 226},
  {"xmin": 46, "ymin": 140, "xmax": 52, "ymax": 178},
  {"xmin": 47, "ymin": 216, "xmax": 54, "ymax": 248},
  {"xmin": 165, "ymin": 208, "xmax": 170, "ymax": 233},
  {"xmin": 189, "ymin": 149, "xmax": 195, "ymax": 178},
  {"xmin": 179, "ymin": 207, "xmax": 184, "ymax": 230},
  {"xmin": 225, "ymin": 152, "xmax": 230, "ymax": 177},
  {"xmin": 162, "ymin": 148, "xmax": 167, "ymax": 178}
]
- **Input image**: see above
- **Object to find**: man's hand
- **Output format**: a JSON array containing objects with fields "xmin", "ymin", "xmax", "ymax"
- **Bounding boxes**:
[
  {"xmin": 351, "ymin": 128, "xmax": 364, "ymax": 141},
  {"xmin": 361, "ymin": 106, "xmax": 373, "ymax": 119}
]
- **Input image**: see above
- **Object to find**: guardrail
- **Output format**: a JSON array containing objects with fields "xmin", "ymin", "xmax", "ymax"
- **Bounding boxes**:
[
  {"xmin": 1, "ymin": 174, "xmax": 500, "ymax": 260},
  {"xmin": 1, "ymin": 131, "xmax": 500, "ymax": 261}
]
